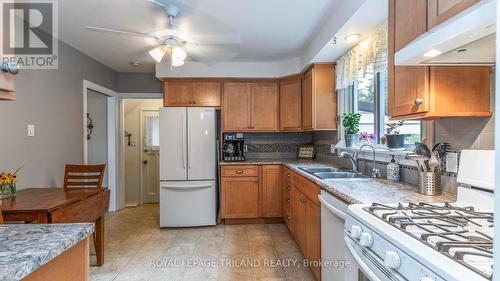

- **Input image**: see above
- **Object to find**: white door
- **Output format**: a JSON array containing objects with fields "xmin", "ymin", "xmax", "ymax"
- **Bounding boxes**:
[
  {"xmin": 187, "ymin": 108, "xmax": 215, "ymax": 180},
  {"xmin": 141, "ymin": 110, "xmax": 160, "ymax": 203},
  {"xmin": 160, "ymin": 180, "xmax": 216, "ymax": 227},
  {"xmin": 160, "ymin": 107, "xmax": 187, "ymax": 181},
  {"xmin": 86, "ymin": 89, "xmax": 109, "ymax": 186}
]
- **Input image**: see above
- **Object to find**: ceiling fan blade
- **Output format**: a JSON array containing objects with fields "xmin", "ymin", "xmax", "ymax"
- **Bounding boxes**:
[
  {"xmin": 148, "ymin": 0, "xmax": 168, "ymax": 8},
  {"xmin": 84, "ymin": 26, "xmax": 159, "ymax": 40},
  {"xmin": 188, "ymin": 34, "xmax": 242, "ymax": 45}
]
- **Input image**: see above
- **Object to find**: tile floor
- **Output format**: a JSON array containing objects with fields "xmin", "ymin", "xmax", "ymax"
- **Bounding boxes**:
[{"xmin": 89, "ymin": 204, "xmax": 316, "ymax": 281}]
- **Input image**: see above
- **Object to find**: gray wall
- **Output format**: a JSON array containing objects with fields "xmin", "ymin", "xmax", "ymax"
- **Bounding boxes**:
[
  {"xmin": 117, "ymin": 72, "xmax": 162, "ymax": 93},
  {"xmin": 0, "ymin": 41, "xmax": 117, "ymax": 188}
]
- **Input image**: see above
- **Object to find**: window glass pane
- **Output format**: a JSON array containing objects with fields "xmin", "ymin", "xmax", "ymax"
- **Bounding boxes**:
[
  {"xmin": 357, "ymin": 63, "xmax": 375, "ymax": 137},
  {"xmin": 379, "ymin": 72, "xmax": 421, "ymax": 145}
]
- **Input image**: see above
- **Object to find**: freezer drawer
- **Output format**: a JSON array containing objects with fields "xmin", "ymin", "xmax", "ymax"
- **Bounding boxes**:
[{"xmin": 160, "ymin": 180, "xmax": 216, "ymax": 227}]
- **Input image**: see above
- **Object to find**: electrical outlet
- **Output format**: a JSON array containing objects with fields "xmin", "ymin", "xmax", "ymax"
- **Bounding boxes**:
[
  {"xmin": 446, "ymin": 152, "xmax": 458, "ymax": 173},
  {"xmin": 243, "ymin": 144, "xmax": 248, "ymax": 153},
  {"xmin": 27, "ymin": 124, "xmax": 35, "ymax": 137},
  {"xmin": 330, "ymin": 144, "xmax": 336, "ymax": 154}
]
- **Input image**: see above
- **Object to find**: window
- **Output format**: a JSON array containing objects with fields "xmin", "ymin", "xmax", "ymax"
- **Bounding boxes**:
[
  {"xmin": 341, "ymin": 66, "xmax": 421, "ymax": 147},
  {"xmin": 143, "ymin": 112, "xmax": 160, "ymax": 151}
]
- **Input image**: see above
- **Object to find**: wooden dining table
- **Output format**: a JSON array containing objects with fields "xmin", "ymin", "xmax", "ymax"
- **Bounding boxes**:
[{"xmin": 1, "ymin": 188, "xmax": 110, "ymax": 266}]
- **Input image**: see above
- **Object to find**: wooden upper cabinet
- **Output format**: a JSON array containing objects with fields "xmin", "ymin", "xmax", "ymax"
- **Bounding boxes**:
[
  {"xmin": 261, "ymin": 165, "xmax": 282, "ymax": 218},
  {"xmin": 389, "ymin": 0, "xmax": 491, "ymax": 119},
  {"xmin": 164, "ymin": 81, "xmax": 192, "ymax": 106},
  {"xmin": 192, "ymin": 82, "xmax": 221, "ymax": 106},
  {"xmin": 428, "ymin": 0, "xmax": 480, "ymax": 29},
  {"xmin": 279, "ymin": 77, "xmax": 302, "ymax": 131},
  {"xmin": 389, "ymin": 0, "xmax": 429, "ymax": 117},
  {"xmin": 251, "ymin": 82, "xmax": 279, "ymax": 131},
  {"xmin": 313, "ymin": 64, "xmax": 337, "ymax": 130},
  {"xmin": 302, "ymin": 70, "xmax": 313, "ymax": 130},
  {"xmin": 222, "ymin": 81, "xmax": 279, "ymax": 132},
  {"xmin": 222, "ymin": 83, "xmax": 251, "ymax": 131},
  {"xmin": 164, "ymin": 80, "xmax": 221, "ymax": 107}
]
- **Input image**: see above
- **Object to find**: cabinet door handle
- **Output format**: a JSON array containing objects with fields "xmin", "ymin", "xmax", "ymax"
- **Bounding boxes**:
[
  {"xmin": 287, "ymin": 199, "xmax": 291, "ymax": 203},
  {"xmin": 300, "ymin": 197, "xmax": 306, "ymax": 203},
  {"xmin": 287, "ymin": 216, "xmax": 292, "ymax": 220},
  {"xmin": 235, "ymin": 170, "xmax": 243, "ymax": 174},
  {"xmin": 287, "ymin": 174, "xmax": 291, "ymax": 177},
  {"xmin": 287, "ymin": 186, "xmax": 291, "ymax": 191},
  {"xmin": 415, "ymin": 98, "xmax": 423, "ymax": 105}
]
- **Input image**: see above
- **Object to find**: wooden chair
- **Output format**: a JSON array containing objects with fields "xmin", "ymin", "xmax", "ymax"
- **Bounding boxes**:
[
  {"xmin": 0, "ymin": 200, "xmax": 3, "ymax": 224},
  {"xmin": 63, "ymin": 164, "xmax": 106, "ymax": 191}
]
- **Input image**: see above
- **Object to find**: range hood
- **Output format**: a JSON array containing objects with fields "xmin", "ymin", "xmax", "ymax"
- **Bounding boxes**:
[{"xmin": 395, "ymin": 0, "xmax": 496, "ymax": 66}]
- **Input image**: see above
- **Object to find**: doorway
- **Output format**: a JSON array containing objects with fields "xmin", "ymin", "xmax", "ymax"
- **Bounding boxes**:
[
  {"xmin": 123, "ymin": 99, "xmax": 163, "ymax": 206},
  {"xmin": 83, "ymin": 80, "xmax": 118, "ymax": 211}
]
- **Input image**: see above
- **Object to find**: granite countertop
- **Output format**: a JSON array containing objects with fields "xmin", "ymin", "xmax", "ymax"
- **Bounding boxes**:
[
  {"xmin": 221, "ymin": 159, "xmax": 456, "ymax": 204},
  {"xmin": 0, "ymin": 223, "xmax": 94, "ymax": 281}
]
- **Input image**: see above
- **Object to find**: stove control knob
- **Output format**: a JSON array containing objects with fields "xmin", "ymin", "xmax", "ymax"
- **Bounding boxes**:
[
  {"xmin": 384, "ymin": 251, "xmax": 401, "ymax": 269},
  {"xmin": 351, "ymin": 225, "xmax": 362, "ymax": 239},
  {"xmin": 420, "ymin": 278, "xmax": 435, "ymax": 281},
  {"xmin": 359, "ymin": 232, "xmax": 373, "ymax": 247}
]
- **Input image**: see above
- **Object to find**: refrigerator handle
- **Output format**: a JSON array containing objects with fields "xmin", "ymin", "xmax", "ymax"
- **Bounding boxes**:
[
  {"xmin": 181, "ymin": 115, "xmax": 186, "ymax": 169},
  {"xmin": 188, "ymin": 114, "xmax": 192, "ymax": 169}
]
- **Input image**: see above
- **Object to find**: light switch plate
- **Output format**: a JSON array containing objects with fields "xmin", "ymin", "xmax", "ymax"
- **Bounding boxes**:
[
  {"xmin": 446, "ymin": 152, "xmax": 458, "ymax": 173},
  {"xmin": 330, "ymin": 144, "xmax": 336, "ymax": 154},
  {"xmin": 27, "ymin": 124, "xmax": 35, "ymax": 137}
]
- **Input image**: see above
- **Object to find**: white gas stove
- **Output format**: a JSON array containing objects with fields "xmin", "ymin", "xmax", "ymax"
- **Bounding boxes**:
[{"xmin": 344, "ymin": 150, "xmax": 495, "ymax": 281}]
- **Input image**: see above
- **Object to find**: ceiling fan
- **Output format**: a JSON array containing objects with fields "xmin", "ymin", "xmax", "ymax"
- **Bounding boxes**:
[{"xmin": 84, "ymin": 0, "xmax": 241, "ymax": 67}]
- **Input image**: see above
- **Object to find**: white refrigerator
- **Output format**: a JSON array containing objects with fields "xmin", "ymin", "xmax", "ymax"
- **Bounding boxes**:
[{"xmin": 159, "ymin": 107, "xmax": 216, "ymax": 227}]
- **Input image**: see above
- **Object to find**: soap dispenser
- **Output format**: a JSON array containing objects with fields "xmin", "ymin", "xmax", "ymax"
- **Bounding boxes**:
[{"xmin": 386, "ymin": 155, "xmax": 400, "ymax": 182}]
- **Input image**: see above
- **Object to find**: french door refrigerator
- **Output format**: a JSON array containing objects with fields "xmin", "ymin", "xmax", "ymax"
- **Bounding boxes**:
[{"xmin": 159, "ymin": 107, "xmax": 216, "ymax": 227}]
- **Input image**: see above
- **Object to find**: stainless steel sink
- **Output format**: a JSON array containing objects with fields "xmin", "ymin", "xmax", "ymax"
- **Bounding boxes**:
[
  {"xmin": 313, "ymin": 172, "xmax": 369, "ymax": 180},
  {"xmin": 299, "ymin": 167, "xmax": 342, "ymax": 173}
]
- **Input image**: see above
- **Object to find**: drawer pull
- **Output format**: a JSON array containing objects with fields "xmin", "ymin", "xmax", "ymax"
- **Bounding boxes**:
[
  {"xmin": 287, "ymin": 199, "xmax": 291, "ymax": 203},
  {"xmin": 287, "ymin": 186, "xmax": 291, "ymax": 191},
  {"xmin": 287, "ymin": 174, "xmax": 291, "ymax": 177},
  {"xmin": 235, "ymin": 170, "xmax": 244, "ymax": 174},
  {"xmin": 415, "ymin": 98, "xmax": 423, "ymax": 105},
  {"xmin": 300, "ymin": 197, "xmax": 306, "ymax": 203},
  {"xmin": 287, "ymin": 216, "xmax": 292, "ymax": 220}
]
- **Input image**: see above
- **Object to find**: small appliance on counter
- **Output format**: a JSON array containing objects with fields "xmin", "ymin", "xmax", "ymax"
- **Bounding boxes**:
[{"xmin": 223, "ymin": 133, "xmax": 245, "ymax": 162}]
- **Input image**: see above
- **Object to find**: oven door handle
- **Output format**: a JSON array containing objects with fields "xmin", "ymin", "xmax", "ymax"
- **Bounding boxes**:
[
  {"xmin": 318, "ymin": 194, "xmax": 346, "ymax": 219},
  {"xmin": 344, "ymin": 235, "xmax": 382, "ymax": 281}
]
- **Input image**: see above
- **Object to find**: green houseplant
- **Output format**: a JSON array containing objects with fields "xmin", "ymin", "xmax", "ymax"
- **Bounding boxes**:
[
  {"xmin": 384, "ymin": 121, "xmax": 406, "ymax": 150},
  {"xmin": 342, "ymin": 113, "xmax": 361, "ymax": 147}
]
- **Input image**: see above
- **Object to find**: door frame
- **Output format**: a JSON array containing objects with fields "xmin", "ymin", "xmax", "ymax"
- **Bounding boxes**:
[
  {"xmin": 82, "ymin": 80, "xmax": 118, "ymax": 211},
  {"xmin": 118, "ymin": 93, "xmax": 163, "ymax": 210},
  {"xmin": 139, "ymin": 108, "xmax": 161, "ymax": 205}
]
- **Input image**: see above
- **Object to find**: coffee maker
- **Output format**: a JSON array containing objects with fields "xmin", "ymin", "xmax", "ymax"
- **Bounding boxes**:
[{"xmin": 223, "ymin": 133, "xmax": 245, "ymax": 162}]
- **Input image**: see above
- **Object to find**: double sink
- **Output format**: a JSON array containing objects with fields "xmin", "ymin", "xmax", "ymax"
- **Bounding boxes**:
[{"xmin": 299, "ymin": 166, "xmax": 369, "ymax": 180}]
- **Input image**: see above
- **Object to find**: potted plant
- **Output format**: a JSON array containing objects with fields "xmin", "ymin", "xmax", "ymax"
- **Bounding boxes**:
[
  {"xmin": 342, "ymin": 113, "xmax": 361, "ymax": 147},
  {"xmin": 384, "ymin": 121, "xmax": 406, "ymax": 150}
]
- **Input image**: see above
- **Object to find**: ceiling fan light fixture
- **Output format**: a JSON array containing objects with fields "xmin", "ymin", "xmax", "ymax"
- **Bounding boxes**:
[
  {"xmin": 171, "ymin": 46, "xmax": 187, "ymax": 61},
  {"xmin": 149, "ymin": 46, "xmax": 167, "ymax": 63}
]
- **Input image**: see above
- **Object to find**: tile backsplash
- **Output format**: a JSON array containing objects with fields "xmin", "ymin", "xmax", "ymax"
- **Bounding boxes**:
[{"xmin": 243, "ymin": 132, "xmax": 313, "ymax": 159}]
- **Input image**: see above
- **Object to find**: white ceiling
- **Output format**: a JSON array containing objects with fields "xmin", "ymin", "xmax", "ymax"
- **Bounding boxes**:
[{"xmin": 58, "ymin": 0, "xmax": 341, "ymax": 73}]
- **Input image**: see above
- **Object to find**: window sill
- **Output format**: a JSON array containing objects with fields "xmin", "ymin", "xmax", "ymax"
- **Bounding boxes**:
[{"xmin": 334, "ymin": 145, "xmax": 417, "ymax": 167}]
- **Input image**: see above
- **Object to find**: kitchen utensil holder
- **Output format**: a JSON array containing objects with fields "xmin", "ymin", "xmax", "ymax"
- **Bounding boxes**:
[{"xmin": 418, "ymin": 172, "xmax": 441, "ymax": 196}]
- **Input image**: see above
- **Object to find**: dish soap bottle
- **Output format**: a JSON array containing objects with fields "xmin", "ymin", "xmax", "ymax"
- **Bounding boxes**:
[{"xmin": 386, "ymin": 155, "xmax": 400, "ymax": 182}]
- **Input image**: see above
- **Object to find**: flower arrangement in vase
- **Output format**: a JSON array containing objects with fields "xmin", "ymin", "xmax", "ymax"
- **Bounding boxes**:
[
  {"xmin": 0, "ymin": 168, "xmax": 20, "ymax": 198},
  {"xmin": 360, "ymin": 132, "xmax": 376, "ymax": 145}
]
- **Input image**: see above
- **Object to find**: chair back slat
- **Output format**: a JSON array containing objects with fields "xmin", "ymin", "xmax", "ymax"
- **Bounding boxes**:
[
  {"xmin": 64, "ymin": 164, "xmax": 106, "ymax": 190},
  {"xmin": 0, "ymin": 201, "xmax": 3, "ymax": 224}
]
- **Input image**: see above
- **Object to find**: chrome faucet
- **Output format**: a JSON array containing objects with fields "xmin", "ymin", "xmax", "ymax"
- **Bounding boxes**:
[
  {"xmin": 339, "ymin": 148, "xmax": 359, "ymax": 172},
  {"xmin": 359, "ymin": 143, "xmax": 381, "ymax": 178}
]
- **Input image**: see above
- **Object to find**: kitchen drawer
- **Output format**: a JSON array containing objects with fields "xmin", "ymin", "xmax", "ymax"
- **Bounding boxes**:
[
  {"xmin": 221, "ymin": 165, "xmax": 259, "ymax": 177},
  {"xmin": 294, "ymin": 174, "xmax": 321, "ymax": 206}
]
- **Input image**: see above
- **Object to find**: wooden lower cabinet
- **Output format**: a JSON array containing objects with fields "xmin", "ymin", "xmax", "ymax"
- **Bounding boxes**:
[
  {"xmin": 282, "ymin": 167, "xmax": 294, "ymax": 232},
  {"xmin": 221, "ymin": 176, "xmax": 260, "ymax": 219},
  {"xmin": 261, "ymin": 165, "xmax": 282, "ymax": 217},
  {"xmin": 292, "ymin": 188, "xmax": 307, "ymax": 251},
  {"xmin": 306, "ymin": 200, "xmax": 321, "ymax": 281}
]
